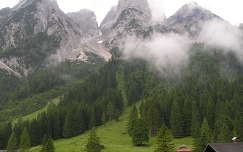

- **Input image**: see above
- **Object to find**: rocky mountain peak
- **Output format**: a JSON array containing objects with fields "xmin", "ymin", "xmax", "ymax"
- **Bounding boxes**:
[
  {"xmin": 185, "ymin": 1, "xmax": 201, "ymax": 8},
  {"xmin": 0, "ymin": 0, "xmax": 111, "ymax": 76},
  {"xmin": 15, "ymin": 0, "xmax": 59, "ymax": 11},
  {"xmin": 117, "ymin": 0, "xmax": 151, "ymax": 14},
  {"xmin": 67, "ymin": 9, "xmax": 99, "ymax": 38},
  {"xmin": 161, "ymin": 1, "xmax": 221, "ymax": 36},
  {"xmin": 171, "ymin": 1, "xmax": 217, "ymax": 21},
  {"xmin": 100, "ymin": 0, "xmax": 152, "ymax": 44}
]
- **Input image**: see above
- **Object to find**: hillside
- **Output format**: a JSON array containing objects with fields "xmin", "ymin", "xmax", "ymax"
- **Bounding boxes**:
[
  {"xmin": 29, "ymin": 107, "xmax": 194, "ymax": 152},
  {"xmin": 0, "ymin": 0, "xmax": 243, "ymax": 152}
]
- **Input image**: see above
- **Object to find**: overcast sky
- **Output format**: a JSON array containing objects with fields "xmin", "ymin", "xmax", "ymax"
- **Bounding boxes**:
[{"xmin": 1, "ymin": 0, "xmax": 243, "ymax": 25}]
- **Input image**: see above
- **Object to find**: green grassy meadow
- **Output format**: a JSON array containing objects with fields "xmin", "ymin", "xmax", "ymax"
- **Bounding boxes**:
[{"xmin": 30, "ymin": 108, "xmax": 194, "ymax": 152}]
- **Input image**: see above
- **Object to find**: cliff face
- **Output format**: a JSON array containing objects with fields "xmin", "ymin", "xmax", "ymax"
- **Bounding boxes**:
[
  {"xmin": 0, "ymin": 0, "xmax": 231, "ymax": 77},
  {"xmin": 0, "ymin": 0, "xmax": 111, "ymax": 76},
  {"xmin": 100, "ymin": 0, "xmax": 152, "ymax": 44},
  {"xmin": 67, "ymin": 9, "xmax": 100, "ymax": 38}
]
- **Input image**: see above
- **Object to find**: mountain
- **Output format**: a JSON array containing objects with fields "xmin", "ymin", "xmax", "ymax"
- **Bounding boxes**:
[
  {"xmin": 100, "ymin": 0, "xmax": 152, "ymax": 45},
  {"xmin": 0, "ymin": 0, "xmax": 243, "ymax": 151},
  {"xmin": 100, "ymin": 6, "xmax": 118, "ymax": 36},
  {"xmin": 159, "ymin": 2, "xmax": 222, "ymax": 36},
  {"xmin": 0, "ymin": 61, "xmax": 21, "ymax": 77},
  {"xmin": 0, "ymin": 0, "xmax": 110, "ymax": 76},
  {"xmin": 67, "ymin": 9, "xmax": 100, "ymax": 39}
]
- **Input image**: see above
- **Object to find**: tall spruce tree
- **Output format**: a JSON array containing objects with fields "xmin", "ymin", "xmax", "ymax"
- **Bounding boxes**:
[
  {"xmin": 63, "ymin": 110, "xmax": 75, "ymax": 138},
  {"xmin": 40, "ymin": 135, "xmax": 55, "ymax": 152},
  {"xmin": 195, "ymin": 119, "xmax": 211, "ymax": 152},
  {"xmin": 19, "ymin": 127, "xmax": 31, "ymax": 152},
  {"xmin": 206, "ymin": 97, "xmax": 215, "ymax": 129},
  {"xmin": 0, "ymin": 122, "xmax": 12, "ymax": 149},
  {"xmin": 146, "ymin": 102, "xmax": 162, "ymax": 136},
  {"xmin": 239, "ymin": 114, "xmax": 243, "ymax": 139},
  {"xmin": 132, "ymin": 119, "xmax": 149, "ymax": 146},
  {"xmin": 86, "ymin": 129, "xmax": 104, "ymax": 152},
  {"xmin": 216, "ymin": 118, "xmax": 232, "ymax": 142},
  {"xmin": 183, "ymin": 98, "xmax": 192, "ymax": 136},
  {"xmin": 191, "ymin": 102, "xmax": 201, "ymax": 138},
  {"xmin": 127, "ymin": 106, "xmax": 138, "ymax": 136},
  {"xmin": 170, "ymin": 100, "xmax": 184, "ymax": 137},
  {"xmin": 7, "ymin": 131, "xmax": 18, "ymax": 152},
  {"xmin": 154, "ymin": 126, "xmax": 174, "ymax": 152}
]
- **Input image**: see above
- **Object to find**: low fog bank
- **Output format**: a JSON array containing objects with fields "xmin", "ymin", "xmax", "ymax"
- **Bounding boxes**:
[
  {"xmin": 199, "ymin": 19, "xmax": 243, "ymax": 59},
  {"xmin": 121, "ymin": 19, "xmax": 243, "ymax": 74},
  {"xmin": 122, "ymin": 33, "xmax": 191, "ymax": 74}
]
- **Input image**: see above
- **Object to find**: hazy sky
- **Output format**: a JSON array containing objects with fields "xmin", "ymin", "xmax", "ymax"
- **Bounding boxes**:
[{"xmin": 1, "ymin": 0, "xmax": 243, "ymax": 25}]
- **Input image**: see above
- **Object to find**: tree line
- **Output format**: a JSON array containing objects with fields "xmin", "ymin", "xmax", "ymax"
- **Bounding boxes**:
[{"xmin": 0, "ymin": 44, "xmax": 243, "ymax": 152}]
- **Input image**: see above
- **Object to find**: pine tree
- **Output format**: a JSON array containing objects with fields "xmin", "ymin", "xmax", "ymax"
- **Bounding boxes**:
[
  {"xmin": 154, "ymin": 126, "xmax": 174, "ymax": 152},
  {"xmin": 106, "ymin": 102, "xmax": 116, "ymax": 121},
  {"xmin": 183, "ymin": 98, "xmax": 192, "ymax": 136},
  {"xmin": 216, "ymin": 118, "xmax": 232, "ymax": 142},
  {"xmin": 86, "ymin": 129, "xmax": 104, "ymax": 152},
  {"xmin": 127, "ymin": 106, "xmax": 138, "ymax": 136},
  {"xmin": 146, "ymin": 102, "xmax": 162, "ymax": 136},
  {"xmin": 170, "ymin": 100, "xmax": 184, "ymax": 137},
  {"xmin": 206, "ymin": 97, "xmax": 215, "ymax": 129},
  {"xmin": 40, "ymin": 135, "xmax": 55, "ymax": 152},
  {"xmin": 7, "ymin": 131, "xmax": 18, "ymax": 152},
  {"xmin": 75, "ymin": 107, "xmax": 88, "ymax": 135},
  {"xmin": 0, "ymin": 122, "xmax": 12, "ymax": 149},
  {"xmin": 63, "ymin": 110, "xmax": 76, "ymax": 138},
  {"xmin": 6, "ymin": 131, "xmax": 18, "ymax": 152},
  {"xmin": 19, "ymin": 127, "xmax": 31, "ymax": 152},
  {"xmin": 195, "ymin": 119, "xmax": 211, "ymax": 152},
  {"xmin": 239, "ymin": 115, "xmax": 243, "ymax": 139},
  {"xmin": 191, "ymin": 102, "xmax": 201, "ymax": 138},
  {"xmin": 132, "ymin": 119, "xmax": 149, "ymax": 146}
]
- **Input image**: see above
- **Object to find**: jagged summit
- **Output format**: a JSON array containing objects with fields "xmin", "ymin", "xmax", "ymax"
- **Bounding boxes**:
[
  {"xmin": 117, "ymin": 0, "xmax": 151, "ymax": 14},
  {"xmin": 14, "ymin": 0, "xmax": 59, "ymax": 10},
  {"xmin": 67, "ymin": 9, "xmax": 99, "ymax": 38},
  {"xmin": 161, "ymin": 1, "xmax": 221, "ymax": 35},
  {"xmin": 171, "ymin": 1, "xmax": 216, "ymax": 20},
  {"xmin": 100, "ymin": 0, "xmax": 152, "ymax": 43},
  {"xmin": 186, "ymin": 1, "xmax": 201, "ymax": 8},
  {"xmin": 0, "ymin": 0, "xmax": 111, "ymax": 76},
  {"xmin": 100, "ymin": 6, "xmax": 118, "ymax": 35}
]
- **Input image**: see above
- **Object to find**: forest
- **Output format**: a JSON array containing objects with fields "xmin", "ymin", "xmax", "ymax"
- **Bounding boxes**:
[{"xmin": 0, "ymin": 43, "xmax": 243, "ymax": 152}]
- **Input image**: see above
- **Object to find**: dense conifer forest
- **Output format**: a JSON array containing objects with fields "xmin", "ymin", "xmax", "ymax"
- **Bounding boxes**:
[{"xmin": 0, "ymin": 43, "xmax": 243, "ymax": 151}]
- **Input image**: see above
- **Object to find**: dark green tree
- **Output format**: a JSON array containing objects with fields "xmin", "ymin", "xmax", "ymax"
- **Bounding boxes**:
[
  {"xmin": 215, "ymin": 117, "xmax": 232, "ymax": 142},
  {"xmin": 19, "ymin": 127, "xmax": 31, "ymax": 152},
  {"xmin": 146, "ymin": 102, "xmax": 162, "ymax": 136},
  {"xmin": 40, "ymin": 135, "xmax": 55, "ymax": 152},
  {"xmin": 0, "ymin": 122, "xmax": 12, "ymax": 149},
  {"xmin": 86, "ymin": 129, "xmax": 104, "ymax": 152},
  {"xmin": 127, "ymin": 106, "xmax": 138, "ymax": 136},
  {"xmin": 195, "ymin": 119, "xmax": 211, "ymax": 152},
  {"xmin": 132, "ymin": 119, "xmax": 149, "ymax": 146},
  {"xmin": 170, "ymin": 100, "xmax": 184, "ymax": 137},
  {"xmin": 63, "ymin": 110, "xmax": 76, "ymax": 138},
  {"xmin": 206, "ymin": 97, "xmax": 215, "ymax": 129},
  {"xmin": 191, "ymin": 102, "xmax": 201, "ymax": 138},
  {"xmin": 7, "ymin": 131, "xmax": 18, "ymax": 152},
  {"xmin": 154, "ymin": 126, "xmax": 174, "ymax": 152}
]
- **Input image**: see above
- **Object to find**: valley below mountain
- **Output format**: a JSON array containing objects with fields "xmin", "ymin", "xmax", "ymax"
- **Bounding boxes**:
[{"xmin": 0, "ymin": 0, "xmax": 242, "ymax": 152}]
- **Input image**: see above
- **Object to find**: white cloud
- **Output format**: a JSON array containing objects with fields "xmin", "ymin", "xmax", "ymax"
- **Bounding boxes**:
[
  {"xmin": 148, "ymin": 0, "xmax": 165, "ymax": 22},
  {"xmin": 122, "ymin": 33, "xmax": 191, "ymax": 74},
  {"xmin": 199, "ymin": 19, "xmax": 243, "ymax": 55}
]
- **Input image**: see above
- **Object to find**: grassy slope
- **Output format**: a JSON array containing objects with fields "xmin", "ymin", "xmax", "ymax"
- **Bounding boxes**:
[
  {"xmin": 30, "ymin": 108, "xmax": 194, "ymax": 152},
  {"xmin": 13, "ymin": 97, "xmax": 60, "ymax": 123}
]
